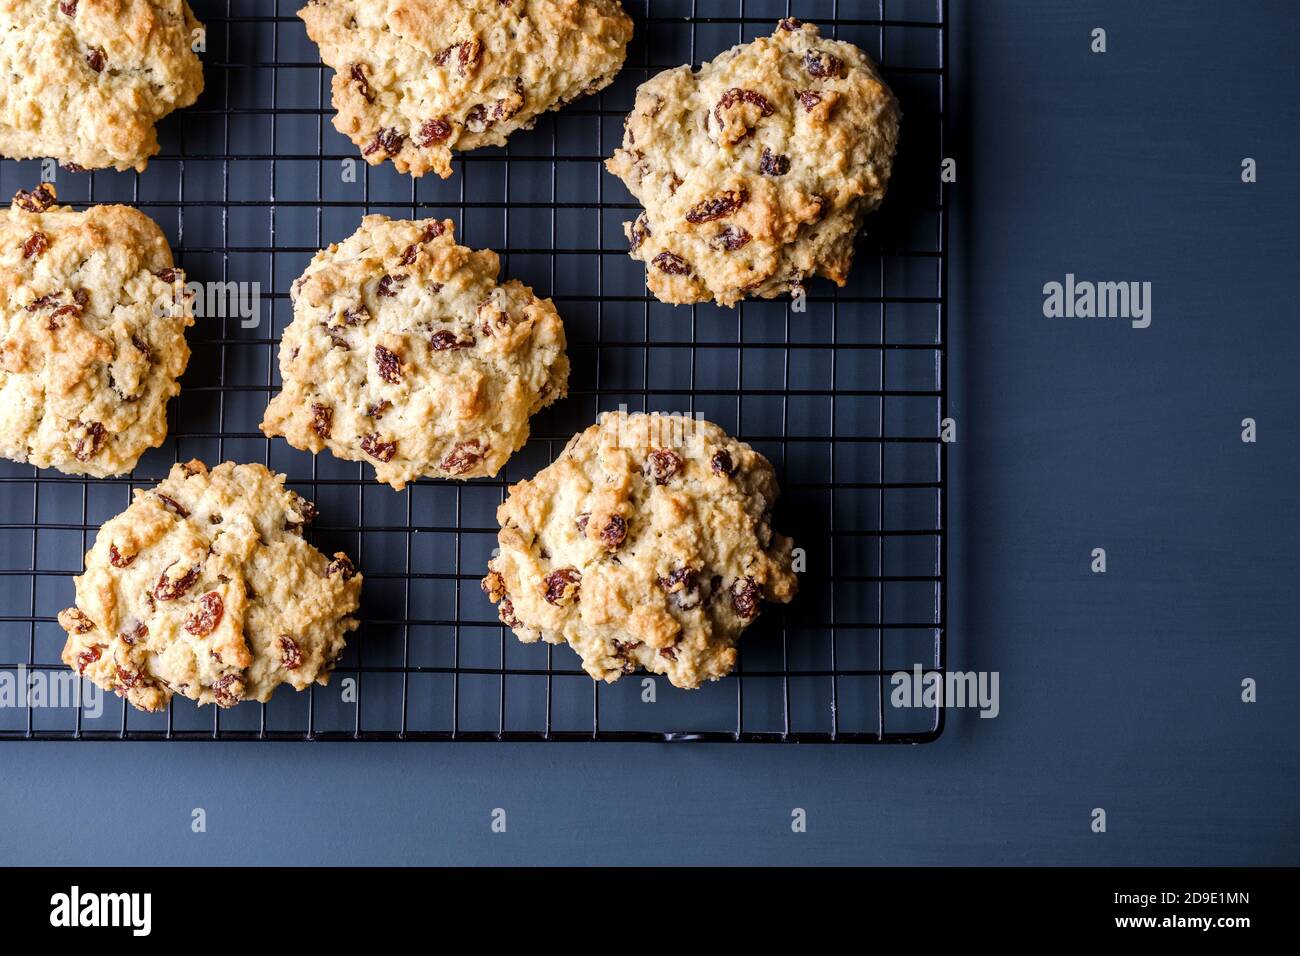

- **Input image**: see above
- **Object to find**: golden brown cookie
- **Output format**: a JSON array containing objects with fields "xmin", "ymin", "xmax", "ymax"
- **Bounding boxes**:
[
  {"xmin": 58, "ymin": 460, "xmax": 363, "ymax": 713},
  {"xmin": 261, "ymin": 215, "xmax": 569, "ymax": 490},
  {"xmin": 606, "ymin": 18, "xmax": 900, "ymax": 306},
  {"xmin": 0, "ymin": 184, "xmax": 193, "ymax": 477},
  {"xmin": 482, "ymin": 411, "xmax": 798, "ymax": 689},
  {"xmin": 0, "ymin": 0, "xmax": 205, "ymax": 171},
  {"xmin": 299, "ymin": 0, "xmax": 633, "ymax": 178}
]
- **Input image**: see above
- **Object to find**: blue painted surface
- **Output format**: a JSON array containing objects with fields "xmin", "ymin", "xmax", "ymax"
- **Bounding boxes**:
[{"xmin": 1, "ymin": 0, "xmax": 1298, "ymax": 865}]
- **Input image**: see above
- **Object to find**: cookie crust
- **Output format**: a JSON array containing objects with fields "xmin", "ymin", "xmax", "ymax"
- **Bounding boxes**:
[
  {"xmin": 299, "ymin": 0, "xmax": 633, "ymax": 178},
  {"xmin": 482, "ymin": 411, "xmax": 798, "ymax": 689},
  {"xmin": 606, "ymin": 19, "xmax": 900, "ymax": 306},
  {"xmin": 261, "ymin": 215, "xmax": 569, "ymax": 489},
  {"xmin": 58, "ymin": 460, "xmax": 363, "ymax": 712},
  {"xmin": 0, "ymin": 184, "xmax": 193, "ymax": 477},
  {"xmin": 0, "ymin": 0, "xmax": 205, "ymax": 171}
]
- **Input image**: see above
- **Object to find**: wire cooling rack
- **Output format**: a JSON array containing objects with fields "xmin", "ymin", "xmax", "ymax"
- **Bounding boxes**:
[{"xmin": 0, "ymin": 0, "xmax": 948, "ymax": 742}]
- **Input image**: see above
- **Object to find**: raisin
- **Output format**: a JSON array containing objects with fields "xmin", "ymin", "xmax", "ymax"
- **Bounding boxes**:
[
  {"xmin": 435, "ymin": 39, "xmax": 482, "ymax": 77},
  {"xmin": 711, "ymin": 449, "xmax": 735, "ymax": 476},
  {"xmin": 364, "ymin": 127, "xmax": 406, "ymax": 156},
  {"xmin": 464, "ymin": 104, "xmax": 490, "ymax": 132},
  {"xmin": 398, "ymin": 225, "xmax": 441, "ymax": 265},
  {"xmin": 349, "ymin": 63, "xmax": 373, "ymax": 102},
  {"xmin": 575, "ymin": 513, "xmax": 590, "ymax": 534},
  {"xmin": 376, "ymin": 273, "xmax": 406, "ymax": 297},
  {"xmin": 327, "ymin": 330, "xmax": 351, "ymax": 350},
  {"xmin": 278, "ymin": 636, "xmax": 302, "ymax": 669},
  {"xmin": 13, "ymin": 184, "xmax": 56, "ymax": 212},
  {"xmin": 644, "ymin": 449, "xmax": 683, "ymax": 484},
  {"xmin": 116, "ymin": 667, "xmax": 146, "ymax": 690},
  {"xmin": 715, "ymin": 226, "xmax": 751, "ymax": 251},
  {"xmin": 374, "ymin": 345, "xmax": 402, "ymax": 383},
  {"xmin": 212, "ymin": 673, "xmax": 245, "ymax": 708},
  {"xmin": 439, "ymin": 439, "xmax": 486, "ymax": 475},
  {"xmin": 660, "ymin": 645, "xmax": 677, "ymax": 661},
  {"xmin": 132, "ymin": 334, "xmax": 151, "ymax": 357},
  {"xmin": 365, "ymin": 400, "xmax": 390, "ymax": 419},
  {"xmin": 543, "ymin": 568, "xmax": 581, "ymax": 606},
  {"xmin": 797, "ymin": 90, "xmax": 822, "ymax": 111},
  {"xmin": 59, "ymin": 0, "xmax": 77, "ymax": 15},
  {"xmin": 60, "ymin": 607, "xmax": 95, "ymax": 634},
  {"xmin": 430, "ymin": 329, "xmax": 472, "ymax": 351},
  {"xmin": 327, "ymin": 554, "xmax": 357, "ymax": 580},
  {"xmin": 714, "ymin": 88, "xmax": 774, "ymax": 127},
  {"xmin": 311, "ymin": 403, "xmax": 333, "ymax": 438},
  {"xmin": 342, "ymin": 305, "xmax": 370, "ymax": 325},
  {"xmin": 120, "ymin": 621, "xmax": 147, "ymax": 645},
  {"xmin": 599, "ymin": 515, "xmax": 627, "ymax": 550},
  {"xmin": 464, "ymin": 79, "xmax": 525, "ymax": 133},
  {"xmin": 76, "ymin": 645, "xmax": 101, "ymax": 673},
  {"xmin": 25, "ymin": 293, "xmax": 57, "ymax": 311},
  {"xmin": 108, "ymin": 544, "xmax": 134, "ymax": 568},
  {"xmin": 657, "ymin": 566, "xmax": 697, "ymax": 594},
  {"xmin": 778, "ymin": 16, "xmax": 801, "ymax": 30},
  {"xmin": 652, "ymin": 251, "xmax": 691, "ymax": 275},
  {"xmin": 290, "ymin": 494, "xmax": 318, "ymax": 525},
  {"xmin": 154, "ymin": 564, "xmax": 200, "ymax": 601},
  {"xmin": 360, "ymin": 433, "xmax": 397, "ymax": 462},
  {"xmin": 85, "ymin": 47, "xmax": 106, "ymax": 72},
  {"xmin": 685, "ymin": 188, "xmax": 747, "ymax": 224},
  {"xmin": 730, "ymin": 576, "xmax": 762, "ymax": 619},
  {"xmin": 22, "ymin": 232, "xmax": 47, "ymax": 258},
  {"xmin": 458, "ymin": 38, "xmax": 483, "ymax": 74},
  {"xmin": 760, "ymin": 147, "xmax": 790, "ymax": 176},
  {"xmin": 804, "ymin": 49, "xmax": 844, "ymax": 78},
  {"xmin": 46, "ymin": 310, "xmax": 73, "ymax": 335},
  {"xmin": 72, "ymin": 421, "xmax": 105, "ymax": 461},
  {"xmin": 418, "ymin": 118, "xmax": 453, "ymax": 146},
  {"xmin": 628, "ymin": 212, "xmax": 651, "ymax": 251},
  {"xmin": 612, "ymin": 638, "xmax": 641, "ymax": 673},
  {"xmin": 498, "ymin": 596, "xmax": 522, "ymax": 628},
  {"xmin": 60, "ymin": 162, "xmax": 86, "ymax": 173},
  {"xmin": 155, "ymin": 493, "xmax": 190, "ymax": 518},
  {"xmin": 184, "ymin": 592, "xmax": 224, "ymax": 637}
]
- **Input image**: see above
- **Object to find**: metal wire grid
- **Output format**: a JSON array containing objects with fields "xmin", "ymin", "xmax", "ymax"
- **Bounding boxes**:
[{"xmin": 0, "ymin": 0, "xmax": 947, "ymax": 742}]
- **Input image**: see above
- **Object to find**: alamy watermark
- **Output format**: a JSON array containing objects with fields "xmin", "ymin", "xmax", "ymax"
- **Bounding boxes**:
[
  {"xmin": 890, "ymin": 664, "xmax": 1000, "ymax": 718},
  {"xmin": 153, "ymin": 281, "xmax": 261, "ymax": 329},
  {"xmin": 0, "ymin": 664, "xmax": 103, "ymax": 718},
  {"xmin": 611, "ymin": 404, "xmax": 711, "ymax": 452},
  {"xmin": 50, "ymin": 886, "xmax": 151, "ymax": 936},
  {"xmin": 1042, "ymin": 273, "xmax": 1151, "ymax": 328}
]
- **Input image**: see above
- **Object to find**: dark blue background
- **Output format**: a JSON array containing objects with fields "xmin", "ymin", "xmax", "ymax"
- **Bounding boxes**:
[{"xmin": 2, "ymin": 0, "xmax": 1297, "ymax": 865}]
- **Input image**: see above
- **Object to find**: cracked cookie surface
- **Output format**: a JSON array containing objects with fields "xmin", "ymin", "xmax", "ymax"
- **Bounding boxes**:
[
  {"xmin": 261, "ymin": 215, "xmax": 569, "ymax": 489},
  {"xmin": 0, "ymin": 184, "xmax": 193, "ymax": 477},
  {"xmin": 606, "ymin": 19, "xmax": 900, "ymax": 306},
  {"xmin": 299, "ymin": 0, "xmax": 633, "ymax": 178},
  {"xmin": 0, "ymin": 0, "xmax": 205, "ymax": 171},
  {"xmin": 482, "ymin": 411, "xmax": 798, "ymax": 689},
  {"xmin": 58, "ymin": 460, "xmax": 363, "ymax": 712}
]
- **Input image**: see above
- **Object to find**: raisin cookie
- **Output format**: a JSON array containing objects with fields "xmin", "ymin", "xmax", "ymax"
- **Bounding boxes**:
[
  {"xmin": 261, "ymin": 215, "xmax": 568, "ymax": 490},
  {"xmin": 299, "ymin": 0, "xmax": 633, "ymax": 178},
  {"xmin": 0, "ymin": 1, "xmax": 205, "ymax": 171},
  {"xmin": 0, "ymin": 184, "xmax": 193, "ymax": 477},
  {"xmin": 606, "ymin": 18, "xmax": 900, "ymax": 307},
  {"xmin": 58, "ymin": 460, "xmax": 363, "ymax": 712},
  {"xmin": 481, "ymin": 411, "xmax": 798, "ymax": 689}
]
